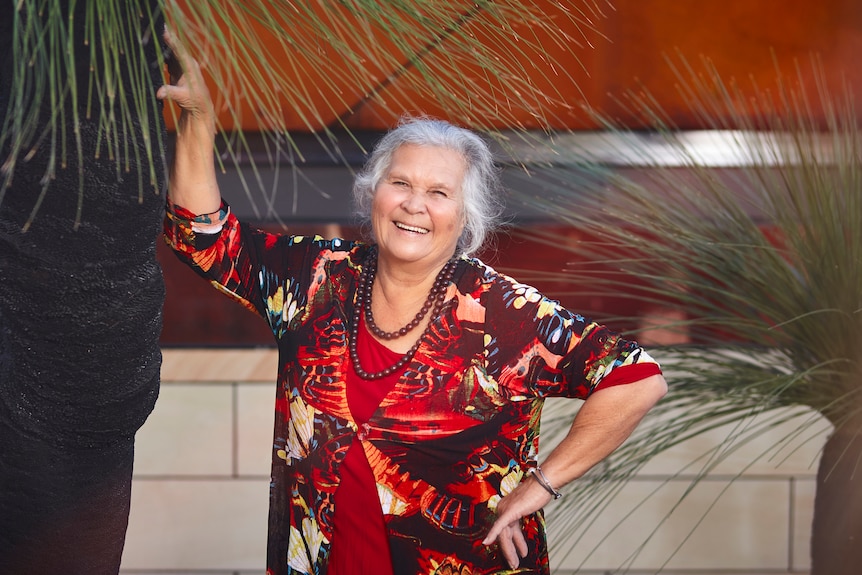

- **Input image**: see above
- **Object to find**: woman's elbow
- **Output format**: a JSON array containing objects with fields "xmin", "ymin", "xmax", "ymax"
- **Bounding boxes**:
[{"xmin": 645, "ymin": 374, "xmax": 669, "ymax": 404}]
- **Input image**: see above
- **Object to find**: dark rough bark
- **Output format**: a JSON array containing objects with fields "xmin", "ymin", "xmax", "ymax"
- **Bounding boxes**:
[
  {"xmin": 0, "ymin": 2, "xmax": 165, "ymax": 573},
  {"xmin": 811, "ymin": 419, "xmax": 862, "ymax": 575}
]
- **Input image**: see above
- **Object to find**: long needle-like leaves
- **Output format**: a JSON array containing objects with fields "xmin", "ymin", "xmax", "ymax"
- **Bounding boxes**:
[
  {"xmin": 507, "ymin": 58, "xmax": 860, "ymax": 569},
  {"xmin": 2, "ymin": 0, "xmax": 605, "ymax": 226}
]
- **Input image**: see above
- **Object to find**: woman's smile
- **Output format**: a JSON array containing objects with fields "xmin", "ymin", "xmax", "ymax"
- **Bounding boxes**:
[{"xmin": 394, "ymin": 221, "xmax": 429, "ymax": 234}]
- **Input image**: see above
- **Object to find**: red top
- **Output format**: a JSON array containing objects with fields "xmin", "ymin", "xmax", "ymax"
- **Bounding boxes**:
[{"xmin": 328, "ymin": 315, "xmax": 398, "ymax": 574}]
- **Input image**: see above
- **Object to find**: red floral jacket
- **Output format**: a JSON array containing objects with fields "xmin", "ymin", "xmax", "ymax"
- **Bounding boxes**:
[{"xmin": 164, "ymin": 201, "xmax": 661, "ymax": 575}]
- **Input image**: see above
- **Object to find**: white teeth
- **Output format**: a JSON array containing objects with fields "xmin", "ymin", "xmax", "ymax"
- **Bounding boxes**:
[{"xmin": 395, "ymin": 222, "xmax": 428, "ymax": 234}]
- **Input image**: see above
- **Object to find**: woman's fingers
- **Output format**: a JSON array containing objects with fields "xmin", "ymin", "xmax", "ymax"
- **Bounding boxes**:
[
  {"xmin": 513, "ymin": 526, "xmax": 529, "ymax": 559},
  {"xmin": 156, "ymin": 83, "xmax": 184, "ymax": 102},
  {"xmin": 494, "ymin": 523, "xmax": 529, "ymax": 570},
  {"xmin": 482, "ymin": 500, "xmax": 530, "ymax": 569},
  {"xmin": 498, "ymin": 526, "xmax": 520, "ymax": 569},
  {"xmin": 160, "ymin": 26, "xmax": 204, "ymax": 92},
  {"xmin": 482, "ymin": 477, "xmax": 554, "ymax": 569},
  {"xmin": 165, "ymin": 48, "xmax": 184, "ymax": 85},
  {"xmin": 162, "ymin": 26, "xmax": 194, "ymax": 79},
  {"xmin": 156, "ymin": 27, "xmax": 214, "ymax": 120},
  {"xmin": 483, "ymin": 479, "xmax": 549, "ymax": 544},
  {"xmin": 482, "ymin": 498, "xmax": 515, "ymax": 545}
]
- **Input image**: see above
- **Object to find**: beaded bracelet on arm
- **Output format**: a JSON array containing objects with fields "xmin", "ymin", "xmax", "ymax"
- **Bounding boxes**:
[
  {"xmin": 528, "ymin": 466, "xmax": 563, "ymax": 500},
  {"xmin": 190, "ymin": 204, "xmax": 230, "ymax": 234}
]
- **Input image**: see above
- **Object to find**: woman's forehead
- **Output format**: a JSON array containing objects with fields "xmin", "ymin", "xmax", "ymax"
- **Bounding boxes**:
[{"xmin": 388, "ymin": 144, "xmax": 466, "ymax": 176}]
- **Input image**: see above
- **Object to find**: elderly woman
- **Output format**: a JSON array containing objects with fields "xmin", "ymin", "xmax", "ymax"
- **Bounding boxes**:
[{"xmin": 158, "ymin": 32, "xmax": 666, "ymax": 575}]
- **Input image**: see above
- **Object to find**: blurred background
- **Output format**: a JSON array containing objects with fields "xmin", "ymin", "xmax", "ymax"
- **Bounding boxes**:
[{"xmin": 129, "ymin": 1, "xmax": 860, "ymax": 573}]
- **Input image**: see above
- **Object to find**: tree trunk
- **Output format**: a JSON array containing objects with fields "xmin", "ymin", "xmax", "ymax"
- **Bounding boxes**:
[
  {"xmin": 0, "ymin": 2, "xmax": 165, "ymax": 573},
  {"xmin": 811, "ymin": 418, "xmax": 862, "ymax": 574}
]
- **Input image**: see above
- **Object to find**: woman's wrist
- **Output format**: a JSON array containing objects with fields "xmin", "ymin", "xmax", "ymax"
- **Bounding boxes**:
[
  {"xmin": 177, "ymin": 112, "xmax": 216, "ymax": 140},
  {"xmin": 528, "ymin": 466, "xmax": 563, "ymax": 500}
]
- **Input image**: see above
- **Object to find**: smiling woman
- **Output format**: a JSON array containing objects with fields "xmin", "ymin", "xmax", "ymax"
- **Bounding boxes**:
[
  {"xmin": 371, "ymin": 144, "xmax": 466, "ymax": 276},
  {"xmin": 159, "ymin": 29, "xmax": 667, "ymax": 575}
]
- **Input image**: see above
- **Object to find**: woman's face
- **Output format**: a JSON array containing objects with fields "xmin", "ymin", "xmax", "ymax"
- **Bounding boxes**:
[{"xmin": 372, "ymin": 144, "xmax": 466, "ymax": 272}]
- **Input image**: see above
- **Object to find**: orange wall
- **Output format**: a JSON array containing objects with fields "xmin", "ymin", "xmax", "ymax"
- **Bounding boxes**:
[
  {"xmin": 175, "ymin": 0, "xmax": 862, "ymax": 132},
  {"xmin": 161, "ymin": 1, "xmax": 862, "ymax": 346}
]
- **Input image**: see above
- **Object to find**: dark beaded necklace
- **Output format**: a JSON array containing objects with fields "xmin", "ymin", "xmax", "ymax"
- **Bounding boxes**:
[{"xmin": 350, "ymin": 247, "xmax": 457, "ymax": 380}]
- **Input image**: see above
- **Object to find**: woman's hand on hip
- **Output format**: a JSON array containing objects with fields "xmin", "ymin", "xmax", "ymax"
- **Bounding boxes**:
[{"xmin": 482, "ymin": 476, "xmax": 553, "ymax": 569}]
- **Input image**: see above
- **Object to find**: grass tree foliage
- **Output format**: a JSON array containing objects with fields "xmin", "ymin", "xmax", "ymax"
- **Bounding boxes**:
[
  {"xmin": 509, "ymin": 62, "xmax": 861, "ymax": 573},
  {"xmin": 0, "ymin": 1, "xmax": 601, "ymax": 573}
]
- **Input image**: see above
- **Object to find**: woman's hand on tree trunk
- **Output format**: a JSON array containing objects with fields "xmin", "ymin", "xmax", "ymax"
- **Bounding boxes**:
[
  {"xmin": 156, "ymin": 27, "xmax": 215, "ymax": 134},
  {"xmin": 157, "ymin": 26, "xmax": 221, "ymax": 213}
]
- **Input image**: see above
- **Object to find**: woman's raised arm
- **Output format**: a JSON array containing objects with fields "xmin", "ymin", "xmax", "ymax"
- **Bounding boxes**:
[{"xmin": 156, "ymin": 28, "xmax": 221, "ymax": 215}]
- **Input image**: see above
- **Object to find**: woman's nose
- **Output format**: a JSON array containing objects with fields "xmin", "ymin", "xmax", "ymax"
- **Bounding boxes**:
[{"xmin": 401, "ymin": 190, "xmax": 427, "ymax": 213}]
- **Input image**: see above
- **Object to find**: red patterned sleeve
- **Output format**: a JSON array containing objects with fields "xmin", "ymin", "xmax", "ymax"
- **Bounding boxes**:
[
  {"xmin": 163, "ymin": 198, "xmax": 271, "ymax": 317},
  {"xmin": 163, "ymin": 198, "xmax": 231, "ymax": 255},
  {"xmin": 482, "ymin": 267, "xmax": 662, "ymax": 400}
]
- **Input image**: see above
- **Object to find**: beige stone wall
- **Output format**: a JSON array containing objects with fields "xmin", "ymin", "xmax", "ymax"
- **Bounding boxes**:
[{"xmin": 120, "ymin": 349, "xmax": 827, "ymax": 574}]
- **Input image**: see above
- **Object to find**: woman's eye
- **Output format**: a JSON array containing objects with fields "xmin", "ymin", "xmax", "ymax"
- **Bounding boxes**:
[{"xmin": 430, "ymin": 189, "xmax": 447, "ymax": 197}]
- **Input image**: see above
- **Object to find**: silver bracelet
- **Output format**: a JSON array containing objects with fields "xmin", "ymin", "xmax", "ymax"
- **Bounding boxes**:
[{"xmin": 528, "ymin": 466, "xmax": 562, "ymax": 499}]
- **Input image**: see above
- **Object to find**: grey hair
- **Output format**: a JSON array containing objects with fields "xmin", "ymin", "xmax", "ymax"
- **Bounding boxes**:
[{"xmin": 352, "ymin": 117, "xmax": 504, "ymax": 257}]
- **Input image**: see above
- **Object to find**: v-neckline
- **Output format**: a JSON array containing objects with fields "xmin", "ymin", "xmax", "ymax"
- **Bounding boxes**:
[{"xmin": 345, "ymin": 316, "xmax": 404, "ymax": 425}]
